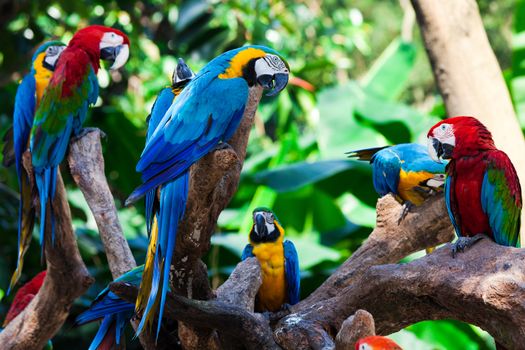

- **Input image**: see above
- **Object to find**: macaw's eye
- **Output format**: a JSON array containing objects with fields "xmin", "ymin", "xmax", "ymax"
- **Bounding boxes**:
[{"xmin": 441, "ymin": 124, "xmax": 447, "ymax": 130}]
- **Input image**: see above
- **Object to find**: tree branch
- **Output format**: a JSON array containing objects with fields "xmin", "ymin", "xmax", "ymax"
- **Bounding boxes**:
[
  {"xmin": 111, "ymin": 257, "xmax": 280, "ymax": 350},
  {"xmin": 68, "ymin": 129, "xmax": 136, "ymax": 278},
  {"xmin": 0, "ymin": 163, "xmax": 93, "ymax": 349},
  {"xmin": 410, "ymin": 0, "xmax": 525, "ymax": 240},
  {"xmin": 301, "ymin": 194, "xmax": 454, "ymax": 306},
  {"xmin": 335, "ymin": 310, "xmax": 375, "ymax": 350},
  {"xmin": 67, "ymin": 130, "xmax": 156, "ymax": 349}
]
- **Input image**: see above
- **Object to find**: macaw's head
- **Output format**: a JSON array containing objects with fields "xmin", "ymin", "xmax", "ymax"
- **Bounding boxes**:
[
  {"xmin": 427, "ymin": 116, "xmax": 495, "ymax": 162},
  {"xmin": 250, "ymin": 207, "xmax": 283, "ymax": 243},
  {"xmin": 3, "ymin": 271, "xmax": 47, "ymax": 326},
  {"xmin": 355, "ymin": 336, "xmax": 403, "ymax": 350},
  {"xmin": 32, "ymin": 41, "xmax": 66, "ymax": 72},
  {"xmin": 68, "ymin": 25, "xmax": 130, "ymax": 70},
  {"xmin": 172, "ymin": 57, "xmax": 195, "ymax": 88},
  {"xmin": 218, "ymin": 45, "xmax": 289, "ymax": 96}
]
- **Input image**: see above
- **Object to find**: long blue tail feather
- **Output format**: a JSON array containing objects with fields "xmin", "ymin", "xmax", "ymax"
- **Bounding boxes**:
[
  {"xmin": 135, "ymin": 171, "xmax": 189, "ymax": 339},
  {"xmin": 35, "ymin": 166, "xmax": 57, "ymax": 257}
]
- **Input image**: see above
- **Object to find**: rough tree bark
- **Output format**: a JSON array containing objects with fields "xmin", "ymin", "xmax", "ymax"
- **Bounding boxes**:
[
  {"xmin": 410, "ymin": 0, "xmax": 525, "ymax": 241},
  {"xmin": 67, "ymin": 130, "xmax": 156, "ymax": 350},
  {"xmin": 335, "ymin": 310, "xmax": 375, "ymax": 350},
  {"xmin": 0, "ymin": 164, "xmax": 93, "ymax": 349}
]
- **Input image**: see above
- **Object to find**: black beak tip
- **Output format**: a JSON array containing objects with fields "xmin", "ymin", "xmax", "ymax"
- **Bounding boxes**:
[{"xmin": 265, "ymin": 73, "xmax": 289, "ymax": 97}]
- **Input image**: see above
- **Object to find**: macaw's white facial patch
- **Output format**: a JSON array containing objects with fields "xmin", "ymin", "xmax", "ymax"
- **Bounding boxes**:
[
  {"xmin": 100, "ymin": 32, "xmax": 124, "ymax": 48},
  {"xmin": 254, "ymin": 54, "xmax": 288, "ymax": 77},
  {"xmin": 432, "ymin": 123, "xmax": 456, "ymax": 146},
  {"xmin": 43, "ymin": 45, "xmax": 65, "ymax": 70}
]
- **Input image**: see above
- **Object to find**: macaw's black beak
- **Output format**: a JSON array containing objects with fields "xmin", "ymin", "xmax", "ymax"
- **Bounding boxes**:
[
  {"xmin": 255, "ymin": 214, "xmax": 267, "ymax": 237},
  {"xmin": 176, "ymin": 58, "xmax": 194, "ymax": 81},
  {"xmin": 100, "ymin": 45, "xmax": 121, "ymax": 64},
  {"xmin": 431, "ymin": 138, "xmax": 454, "ymax": 161},
  {"xmin": 258, "ymin": 73, "xmax": 289, "ymax": 97}
]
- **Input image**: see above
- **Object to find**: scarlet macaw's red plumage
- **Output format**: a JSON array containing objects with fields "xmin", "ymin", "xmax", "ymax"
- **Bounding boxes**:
[
  {"xmin": 3, "ymin": 271, "xmax": 46, "ymax": 326},
  {"xmin": 427, "ymin": 116, "xmax": 521, "ymax": 256}
]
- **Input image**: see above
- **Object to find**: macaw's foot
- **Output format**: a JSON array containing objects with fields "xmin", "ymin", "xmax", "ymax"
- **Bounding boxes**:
[
  {"xmin": 72, "ymin": 127, "xmax": 103, "ymax": 141},
  {"xmin": 451, "ymin": 234, "xmax": 485, "ymax": 258},
  {"xmin": 213, "ymin": 142, "xmax": 231, "ymax": 151},
  {"xmin": 397, "ymin": 201, "xmax": 414, "ymax": 225}
]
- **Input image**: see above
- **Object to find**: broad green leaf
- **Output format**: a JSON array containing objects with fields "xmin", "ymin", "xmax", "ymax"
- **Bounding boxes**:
[
  {"xmin": 316, "ymin": 83, "xmax": 386, "ymax": 158},
  {"xmin": 361, "ymin": 38, "xmax": 416, "ymax": 101},
  {"xmin": 253, "ymin": 160, "xmax": 367, "ymax": 193}
]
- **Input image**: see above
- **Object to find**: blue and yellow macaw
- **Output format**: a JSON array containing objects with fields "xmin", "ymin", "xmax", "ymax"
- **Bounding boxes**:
[
  {"xmin": 347, "ymin": 143, "xmax": 446, "ymax": 217},
  {"xmin": 30, "ymin": 26, "xmax": 130, "ymax": 258},
  {"xmin": 1, "ymin": 41, "xmax": 66, "ymax": 292},
  {"xmin": 125, "ymin": 46, "xmax": 289, "ymax": 337},
  {"xmin": 241, "ymin": 208, "xmax": 300, "ymax": 312},
  {"xmin": 76, "ymin": 265, "xmax": 143, "ymax": 350},
  {"xmin": 144, "ymin": 58, "xmax": 195, "ymax": 236}
]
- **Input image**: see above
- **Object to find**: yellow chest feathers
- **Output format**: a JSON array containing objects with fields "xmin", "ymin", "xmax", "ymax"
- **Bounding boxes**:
[
  {"xmin": 397, "ymin": 169, "xmax": 436, "ymax": 205},
  {"xmin": 33, "ymin": 52, "xmax": 53, "ymax": 106},
  {"xmin": 251, "ymin": 237, "xmax": 287, "ymax": 312}
]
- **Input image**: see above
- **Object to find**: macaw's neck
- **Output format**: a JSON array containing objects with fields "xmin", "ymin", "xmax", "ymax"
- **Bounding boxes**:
[
  {"xmin": 67, "ymin": 39, "xmax": 101, "ymax": 73},
  {"xmin": 452, "ymin": 124, "xmax": 496, "ymax": 159}
]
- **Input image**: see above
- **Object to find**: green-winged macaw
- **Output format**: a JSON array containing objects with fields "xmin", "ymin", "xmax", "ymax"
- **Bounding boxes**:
[
  {"xmin": 241, "ymin": 208, "xmax": 300, "ymax": 312},
  {"xmin": 29, "ymin": 25, "xmax": 130, "ymax": 256},
  {"xmin": 427, "ymin": 116, "xmax": 521, "ymax": 256},
  {"xmin": 76, "ymin": 266, "xmax": 143, "ymax": 350},
  {"xmin": 1, "ymin": 271, "xmax": 52, "ymax": 349},
  {"xmin": 355, "ymin": 336, "xmax": 403, "ymax": 350},
  {"xmin": 125, "ymin": 45, "xmax": 289, "ymax": 337},
  {"xmin": 1, "ymin": 41, "xmax": 66, "ymax": 292}
]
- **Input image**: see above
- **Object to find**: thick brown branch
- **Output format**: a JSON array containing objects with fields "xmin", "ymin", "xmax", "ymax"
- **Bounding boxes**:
[
  {"xmin": 67, "ymin": 130, "xmax": 156, "ymax": 349},
  {"xmin": 0, "ymin": 167, "xmax": 93, "ymax": 349},
  {"xmin": 411, "ymin": 0, "xmax": 525, "ymax": 240},
  {"xmin": 279, "ymin": 239, "xmax": 525, "ymax": 349},
  {"xmin": 335, "ymin": 310, "xmax": 375, "ymax": 350},
  {"xmin": 68, "ymin": 129, "xmax": 136, "ymax": 278},
  {"xmin": 302, "ymin": 194, "xmax": 454, "ymax": 306},
  {"xmin": 111, "ymin": 259, "xmax": 279, "ymax": 350}
]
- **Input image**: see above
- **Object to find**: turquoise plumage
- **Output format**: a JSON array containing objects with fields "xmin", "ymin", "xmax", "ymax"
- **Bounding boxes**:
[{"xmin": 76, "ymin": 266, "xmax": 144, "ymax": 350}]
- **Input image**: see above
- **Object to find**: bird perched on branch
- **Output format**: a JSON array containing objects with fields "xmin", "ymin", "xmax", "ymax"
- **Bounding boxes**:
[
  {"xmin": 126, "ymin": 46, "xmax": 289, "ymax": 337},
  {"xmin": 76, "ymin": 266, "xmax": 143, "ymax": 350},
  {"xmin": 144, "ymin": 58, "xmax": 195, "ymax": 236},
  {"xmin": 355, "ymin": 336, "xmax": 403, "ymax": 350},
  {"xmin": 241, "ymin": 208, "xmax": 300, "ymax": 312},
  {"xmin": 427, "ymin": 116, "xmax": 521, "ymax": 256},
  {"xmin": 1, "ymin": 41, "xmax": 66, "ymax": 292},
  {"xmin": 1, "ymin": 271, "xmax": 52, "ymax": 349},
  {"xmin": 347, "ymin": 143, "xmax": 446, "ymax": 222},
  {"xmin": 29, "ymin": 25, "xmax": 130, "ymax": 259}
]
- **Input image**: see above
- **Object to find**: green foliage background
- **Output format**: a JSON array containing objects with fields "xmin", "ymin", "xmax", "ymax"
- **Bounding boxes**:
[{"xmin": 0, "ymin": 0, "xmax": 523, "ymax": 348}]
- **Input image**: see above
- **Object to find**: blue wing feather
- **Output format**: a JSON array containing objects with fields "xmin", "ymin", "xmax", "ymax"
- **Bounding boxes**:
[
  {"xmin": 283, "ymin": 240, "xmax": 300, "ymax": 305},
  {"xmin": 241, "ymin": 244, "xmax": 254, "ymax": 260},
  {"xmin": 371, "ymin": 148, "xmax": 401, "ymax": 196},
  {"xmin": 480, "ymin": 153, "xmax": 521, "ymax": 247},
  {"xmin": 13, "ymin": 74, "xmax": 36, "ymax": 177},
  {"xmin": 445, "ymin": 175, "xmax": 461, "ymax": 236}
]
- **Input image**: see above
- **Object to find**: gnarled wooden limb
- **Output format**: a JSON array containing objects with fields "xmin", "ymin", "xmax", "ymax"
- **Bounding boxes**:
[
  {"xmin": 335, "ymin": 310, "xmax": 375, "ymax": 350},
  {"xmin": 68, "ymin": 129, "xmax": 136, "ymax": 278},
  {"xmin": 0, "ymin": 164, "xmax": 93, "ymax": 349},
  {"xmin": 67, "ymin": 130, "xmax": 156, "ymax": 349},
  {"xmin": 301, "ymin": 194, "xmax": 455, "ymax": 306},
  {"xmin": 111, "ymin": 257, "xmax": 280, "ymax": 350}
]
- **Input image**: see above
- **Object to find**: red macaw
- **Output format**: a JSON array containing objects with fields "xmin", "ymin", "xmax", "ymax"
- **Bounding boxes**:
[
  {"xmin": 427, "ymin": 116, "xmax": 522, "ymax": 256},
  {"xmin": 3, "ymin": 271, "xmax": 46, "ymax": 326},
  {"xmin": 30, "ymin": 25, "xmax": 130, "ymax": 256},
  {"xmin": 355, "ymin": 336, "xmax": 403, "ymax": 350}
]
